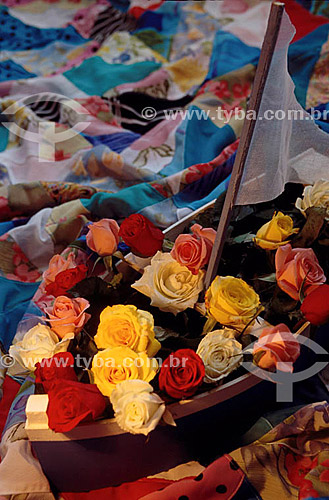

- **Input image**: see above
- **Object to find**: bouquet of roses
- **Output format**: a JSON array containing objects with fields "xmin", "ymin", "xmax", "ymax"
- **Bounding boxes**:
[{"xmin": 11, "ymin": 180, "xmax": 329, "ymax": 436}]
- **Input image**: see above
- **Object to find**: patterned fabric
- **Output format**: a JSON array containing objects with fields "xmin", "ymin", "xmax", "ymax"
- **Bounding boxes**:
[
  {"xmin": 0, "ymin": 1, "xmax": 329, "ymax": 498},
  {"xmin": 231, "ymin": 402, "xmax": 329, "ymax": 500}
]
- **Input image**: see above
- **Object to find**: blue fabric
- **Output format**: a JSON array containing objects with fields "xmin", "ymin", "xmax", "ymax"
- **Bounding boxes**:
[
  {"xmin": 64, "ymin": 58, "xmax": 162, "ymax": 95},
  {"xmin": 0, "ymin": 218, "xmax": 29, "ymax": 236},
  {"xmin": 206, "ymin": 24, "xmax": 329, "ymax": 110},
  {"xmin": 0, "ymin": 60, "xmax": 37, "ymax": 82},
  {"xmin": 0, "ymin": 221, "xmax": 14, "ymax": 236},
  {"xmin": 139, "ymin": 11, "xmax": 163, "ymax": 31},
  {"xmin": 314, "ymin": 119, "xmax": 329, "ymax": 133},
  {"xmin": 108, "ymin": 0, "xmax": 130, "ymax": 12},
  {"xmin": 81, "ymin": 183, "xmax": 165, "ymax": 220},
  {"xmin": 185, "ymin": 174, "xmax": 231, "ymax": 212},
  {"xmin": 0, "ymin": 124, "xmax": 8, "ymax": 152},
  {"xmin": 0, "ymin": 7, "xmax": 87, "ymax": 52},
  {"xmin": 159, "ymin": 118, "xmax": 188, "ymax": 176},
  {"xmin": 161, "ymin": 108, "xmax": 235, "ymax": 177},
  {"xmin": 288, "ymin": 24, "xmax": 329, "ymax": 107},
  {"xmin": 309, "ymin": 102, "xmax": 329, "ymax": 119},
  {"xmin": 307, "ymin": 103, "xmax": 329, "ymax": 132},
  {"xmin": 184, "ymin": 107, "xmax": 236, "ymax": 167},
  {"xmin": 0, "ymin": 277, "xmax": 39, "ymax": 351},
  {"xmin": 206, "ymin": 30, "xmax": 260, "ymax": 81},
  {"xmin": 2, "ymin": 376, "xmax": 35, "ymax": 437},
  {"xmin": 160, "ymin": 109, "xmax": 235, "ymax": 177},
  {"xmin": 135, "ymin": 1, "xmax": 181, "ymax": 58},
  {"xmin": 83, "ymin": 131, "xmax": 141, "ymax": 153},
  {"xmin": 139, "ymin": 1, "xmax": 181, "ymax": 35},
  {"xmin": 173, "ymin": 152, "xmax": 235, "ymax": 209}
]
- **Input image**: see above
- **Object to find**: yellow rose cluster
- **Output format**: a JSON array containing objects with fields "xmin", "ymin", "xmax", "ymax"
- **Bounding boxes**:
[
  {"xmin": 91, "ymin": 305, "xmax": 160, "ymax": 398},
  {"xmin": 254, "ymin": 211, "xmax": 299, "ymax": 250}
]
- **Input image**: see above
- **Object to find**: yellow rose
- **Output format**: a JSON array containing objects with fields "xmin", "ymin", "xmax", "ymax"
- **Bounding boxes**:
[
  {"xmin": 254, "ymin": 211, "xmax": 299, "ymax": 250},
  {"xmin": 91, "ymin": 346, "xmax": 158, "ymax": 397},
  {"xmin": 94, "ymin": 305, "xmax": 160, "ymax": 357},
  {"xmin": 205, "ymin": 276, "xmax": 262, "ymax": 332},
  {"xmin": 131, "ymin": 252, "xmax": 204, "ymax": 315}
]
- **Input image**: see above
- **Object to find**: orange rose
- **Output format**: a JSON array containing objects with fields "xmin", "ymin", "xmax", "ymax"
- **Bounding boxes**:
[
  {"xmin": 171, "ymin": 224, "xmax": 216, "ymax": 274},
  {"xmin": 45, "ymin": 296, "xmax": 91, "ymax": 338},
  {"xmin": 253, "ymin": 324, "xmax": 300, "ymax": 372},
  {"xmin": 43, "ymin": 252, "xmax": 76, "ymax": 288},
  {"xmin": 86, "ymin": 219, "xmax": 119, "ymax": 257},
  {"xmin": 275, "ymin": 244, "xmax": 326, "ymax": 301}
]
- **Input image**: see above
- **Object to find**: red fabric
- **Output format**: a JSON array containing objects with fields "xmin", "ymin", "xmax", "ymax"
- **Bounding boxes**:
[
  {"xmin": 141, "ymin": 456, "xmax": 244, "ymax": 500},
  {"xmin": 129, "ymin": 2, "xmax": 163, "ymax": 19},
  {"xmin": 283, "ymin": 0, "xmax": 329, "ymax": 42},
  {"xmin": 0, "ymin": 376, "xmax": 20, "ymax": 438},
  {"xmin": 61, "ymin": 478, "xmax": 175, "ymax": 500}
]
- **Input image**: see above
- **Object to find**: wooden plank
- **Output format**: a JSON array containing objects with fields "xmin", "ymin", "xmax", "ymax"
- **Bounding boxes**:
[{"xmin": 204, "ymin": 2, "xmax": 285, "ymax": 291}]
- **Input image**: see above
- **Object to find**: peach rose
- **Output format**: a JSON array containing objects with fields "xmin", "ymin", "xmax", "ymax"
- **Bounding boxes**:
[
  {"xmin": 86, "ymin": 219, "xmax": 119, "ymax": 257},
  {"xmin": 171, "ymin": 224, "xmax": 216, "ymax": 274},
  {"xmin": 253, "ymin": 324, "xmax": 300, "ymax": 372},
  {"xmin": 45, "ymin": 296, "xmax": 91, "ymax": 338},
  {"xmin": 43, "ymin": 252, "xmax": 76, "ymax": 288},
  {"xmin": 275, "ymin": 244, "xmax": 326, "ymax": 301}
]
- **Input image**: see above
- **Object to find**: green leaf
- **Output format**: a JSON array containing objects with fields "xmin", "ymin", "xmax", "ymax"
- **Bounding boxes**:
[
  {"xmin": 257, "ymin": 273, "xmax": 277, "ymax": 283},
  {"xmin": 233, "ymin": 232, "xmax": 255, "ymax": 244},
  {"xmin": 162, "ymin": 239, "xmax": 174, "ymax": 251}
]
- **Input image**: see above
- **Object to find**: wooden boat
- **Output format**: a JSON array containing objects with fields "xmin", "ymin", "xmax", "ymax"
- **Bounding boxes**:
[
  {"xmin": 26, "ymin": 321, "xmax": 310, "ymax": 492},
  {"xmin": 26, "ymin": 3, "xmax": 312, "ymax": 492}
]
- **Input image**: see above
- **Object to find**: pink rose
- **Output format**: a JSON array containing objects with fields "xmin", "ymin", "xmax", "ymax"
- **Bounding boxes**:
[
  {"xmin": 275, "ymin": 244, "xmax": 326, "ymax": 301},
  {"xmin": 171, "ymin": 224, "xmax": 216, "ymax": 274},
  {"xmin": 45, "ymin": 296, "xmax": 91, "ymax": 338},
  {"xmin": 253, "ymin": 324, "xmax": 300, "ymax": 372},
  {"xmin": 43, "ymin": 253, "xmax": 76, "ymax": 288},
  {"xmin": 86, "ymin": 219, "xmax": 119, "ymax": 257}
]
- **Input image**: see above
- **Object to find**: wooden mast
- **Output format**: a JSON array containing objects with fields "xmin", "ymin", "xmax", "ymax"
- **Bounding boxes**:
[{"xmin": 204, "ymin": 2, "xmax": 286, "ymax": 291}]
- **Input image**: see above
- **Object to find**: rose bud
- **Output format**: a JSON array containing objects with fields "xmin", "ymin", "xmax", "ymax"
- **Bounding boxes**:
[{"xmin": 86, "ymin": 219, "xmax": 120, "ymax": 257}]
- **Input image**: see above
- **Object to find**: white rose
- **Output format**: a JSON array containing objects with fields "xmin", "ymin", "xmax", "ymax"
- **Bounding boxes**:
[
  {"xmin": 131, "ymin": 252, "xmax": 204, "ymax": 315},
  {"xmin": 295, "ymin": 179, "xmax": 329, "ymax": 220},
  {"xmin": 9, "ymin": 323, "xmax": 73, "ymax": 371},
  {"xmin": 110, "ymin": 380, "xmax": 165, "ymax": 436},
  {"xmin": 196, "ymin": 329, "xmax": 242, "ymax": 383}
]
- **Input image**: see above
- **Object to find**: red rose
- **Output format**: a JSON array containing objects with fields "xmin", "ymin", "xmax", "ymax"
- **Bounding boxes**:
[
  {"xmin": 159, "ymin": 349, "xmax": 205, "ymax": 399},
  {"xmin": 301, "ymin": 284, "xmax": 329, "ymax": 326},
  {"xmin": 47, "ymin": 379, "xmax": 106, "ymax": 433},
  {"xmin": 119, "ymin": 214, "xmax": 164, "ymax": 257},
  {"xmin": 35, "ymin": 352, "xmax": 78, "ymax": 392},
  {"xmin": 45, "ymin": 264, "xmax": 87, "ymax": 297}
]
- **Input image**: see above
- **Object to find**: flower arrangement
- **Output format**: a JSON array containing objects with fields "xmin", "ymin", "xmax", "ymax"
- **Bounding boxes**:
[{"xmin": 13, "ymin": 181, "xmax": 329, "ymax": 437}]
